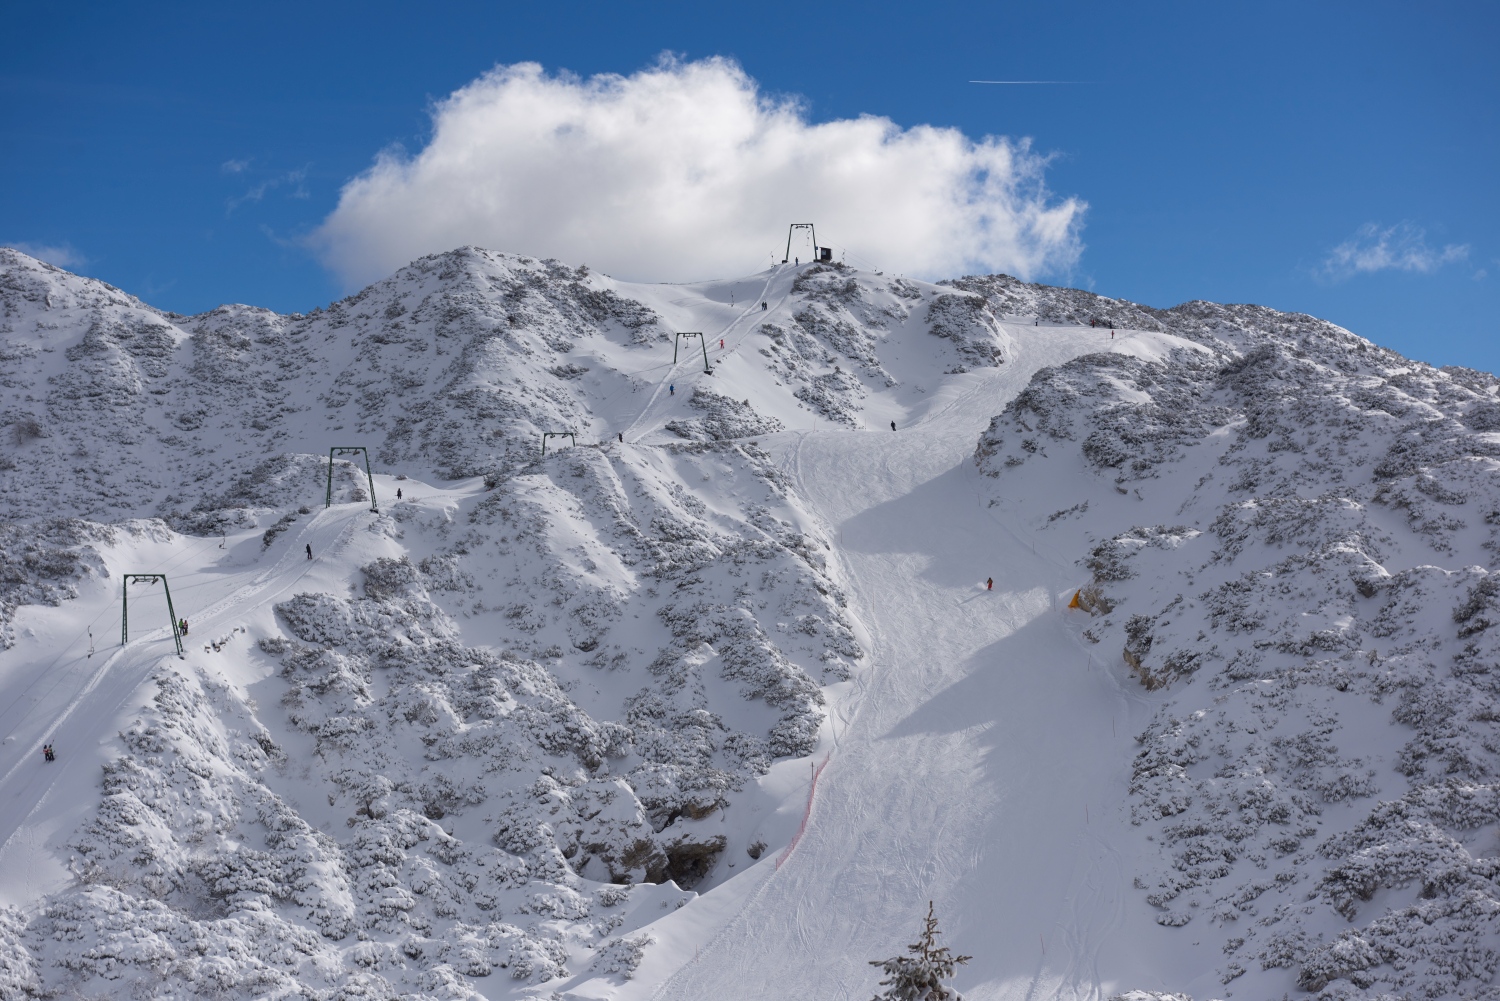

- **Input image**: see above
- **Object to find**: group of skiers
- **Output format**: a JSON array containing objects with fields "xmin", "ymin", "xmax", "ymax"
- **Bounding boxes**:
[
  {"xmin": 42, "ymin": 744, "xmax": 55, "ymax": 762},
  {"xmin": 178, "ymin": 618, "xmax": 189, "ymax": 635}
]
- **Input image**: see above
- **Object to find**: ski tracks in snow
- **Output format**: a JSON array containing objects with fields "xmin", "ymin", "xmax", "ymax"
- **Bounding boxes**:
[
  {"xmin": 1027, "ymin": 830, "xmax": 1127, "ymax": 1001},
  {"xmin": 0, "ymin": 506, "xmax": 365, "ymax": 898},
  {"xmin": 642, "ymin": 325, "xmax": 1151, "ymax": 1001},
  {"xmin": 621, "ymin": 266, "xmax": 786, "ymax": 444}
]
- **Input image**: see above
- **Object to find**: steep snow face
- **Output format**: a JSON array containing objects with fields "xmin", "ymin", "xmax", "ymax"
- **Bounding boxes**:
[
  {"xmin": 974, "ymin": 295, "xmax": 1500, "ymax": 997},
  {"xmin": 0, "ymin": 247, "xmax": 1011, "ymax": 1000}
]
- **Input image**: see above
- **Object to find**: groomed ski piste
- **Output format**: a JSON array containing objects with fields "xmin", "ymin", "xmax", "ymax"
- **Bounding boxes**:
[{"xmin": 4, "ymin": 245, "xmax": 1500, "ymax": 1000}]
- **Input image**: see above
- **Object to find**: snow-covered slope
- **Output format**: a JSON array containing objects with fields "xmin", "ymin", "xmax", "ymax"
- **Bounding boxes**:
[
  {"xmin": 2, "ymin": 246, "xmax": 1497, "ymax": 1001},
  {"xmin": 972, "ymin": 302, "xmax": 1500, "ymax": 999},
  {"xmin": 0, "ymin": 246, "xmax": 1007, "ymax": 1000}
]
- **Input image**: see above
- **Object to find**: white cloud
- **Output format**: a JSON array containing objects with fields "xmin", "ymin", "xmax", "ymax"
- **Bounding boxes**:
[
  {"xmin": 221, "ymin": 158, "xmax": 251, "ymax": 174},
  {"xmin": 1321, "ymin": 222, "xmax": 1468, "ymax": 280},
  {"xmin": 311, "ymin": 56, "xmax": 1086, "ymax": 287},
  {"xmin": 3, "ymin": 241, "xmax": 86, "ymax": 268},
  {"xmin": 227, "ymin": 167, "xmax": 310, "ymax": 213}
]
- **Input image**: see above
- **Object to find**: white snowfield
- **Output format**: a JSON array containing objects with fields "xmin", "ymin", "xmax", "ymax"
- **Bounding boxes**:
[{"xmin": 1, "ymin": 247, "xmax": 1498, "ymax": 1001}]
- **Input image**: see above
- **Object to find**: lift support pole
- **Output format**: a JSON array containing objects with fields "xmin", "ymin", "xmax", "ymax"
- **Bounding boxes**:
[
  {"xmin": 783, "ymin": 223, "xmax": 817, "ymax": 263},
  {"xmin": 674, "ymin": 332, "xmax": 711, "ymax": 374},
  {"xmin": 122, "ymin": 573, "xmax": 183, "ymax": 656},
  {"xmin": 541, "ymin": 432, "xmax": 577, "ymax": 457},
  {"xmin": 326, "ymin": 447, "xmax": 378, "ymax": 512}
]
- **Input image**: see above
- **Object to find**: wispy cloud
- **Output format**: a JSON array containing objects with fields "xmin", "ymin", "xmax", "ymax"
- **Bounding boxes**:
[
  {"xmin": 258, "ymin": 224, "xmax": 306, "ymax": 250},
  {"xmin": 1320, "ymin": 222, "xmax": 1468, "ymax": 281},
  {"xmin": 227, "ymin": 166, "xmax": 311, "ymax": 214},
  {"xmin": 221, "ymin": 158, "xmax": 252, "ymax": 174},
  {"xmin": 312, "ymin": 56, "xmax": 1086, "ymax": 287},
  {"xmin": 2, "ymin": 241, "xmax": 86, "ymax": 268}
]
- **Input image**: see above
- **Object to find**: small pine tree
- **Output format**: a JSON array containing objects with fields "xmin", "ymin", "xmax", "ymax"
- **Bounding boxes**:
[{"xmin": 868, "ymin": 901, "xmax": 972, "ymax": 1001}]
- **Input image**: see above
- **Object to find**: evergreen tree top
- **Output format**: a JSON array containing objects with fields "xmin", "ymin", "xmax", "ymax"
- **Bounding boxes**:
[{"xmin": 869, "ymin": 901, "xmax": 971, "ymax": 1001}]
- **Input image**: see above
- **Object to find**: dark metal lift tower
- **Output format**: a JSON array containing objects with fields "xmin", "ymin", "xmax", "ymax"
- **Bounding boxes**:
[
  {"xmin": 783, "ymin": 224, "xmax": 833, "ymax": 264},
  {"xmin": 674, "ymin": 332, "xmax": 712, "ymax": 374},
  {"xmin": 121, "ymin": 573, "xmax": 183, "ymax": 657},
  {"xmin": 326, "ymin": 446, "xmax": 378, "ymax": 512},
  {"xmin": 541, "ymin": 432, "xmax": 576, "ymax": 457}
]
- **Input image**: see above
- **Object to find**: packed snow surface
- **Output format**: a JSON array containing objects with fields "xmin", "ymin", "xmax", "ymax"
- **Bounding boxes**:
[{"xmin": 3, "ymin": 246, "xmax": 1500, "ymax": 1000}]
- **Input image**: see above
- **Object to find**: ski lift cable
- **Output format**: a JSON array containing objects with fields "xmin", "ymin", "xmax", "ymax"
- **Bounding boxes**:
[
  {"xmin": 842, "ymin": 249, "xmax": 884, "ymax": 272},
  {"xmin": 0, "ymin": 526, "xmax": 228, "ymax": 735},
  {"xmin": 714, "ymin": 264, "xmax": 793, "ymax": 364},
  {"xmin": 15, "ymin": 510, "xmax": 359, "ymax": 735},
  {"xmin": 0, "ymin": 513, "xmax": 354, "ymax": 747},
  {"xmin": 0, "ymin": 510, "xmax": 356, "ymax": 746},
  {"xmin": 619, "ymin": 263, "xmax": 785, "ymax": 443},
  {"xmin": 580, "ymin": 245, "xmax": 798, "ymax": 436},
  {"xmin": 0, "ymin": 515, "xmax": 352, "ymax": 759}
]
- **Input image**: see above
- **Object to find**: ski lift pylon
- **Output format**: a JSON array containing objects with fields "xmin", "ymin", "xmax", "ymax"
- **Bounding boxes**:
[
  {"xmin": 674, "ymin": 332, "xmax": 712, "ymax": 374},
  {"xmin": 121, "ymin": 573, "xmax": 184, "ymax": 657},
  {"xmin": 326, "ymin": 446, "xmax": 378, "ymax": 512},
  {"xmin": 541, "ymin": 432, "xmax": 577, "ymax": 457},
  {"xmin": 783, "ymin": 223, "xmax": 818, "ymax": 264}
]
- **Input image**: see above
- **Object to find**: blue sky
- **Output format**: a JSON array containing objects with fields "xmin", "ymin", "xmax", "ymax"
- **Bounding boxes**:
[{"xmin": 3, "ymin": 1, "xmax": 1496, "ymax": 370}]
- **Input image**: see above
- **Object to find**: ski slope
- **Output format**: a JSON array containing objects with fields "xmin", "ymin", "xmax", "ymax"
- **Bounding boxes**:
[
  {"xmin": 0, "ymin": 502, "xmax": 369, "ymax": 903},
  {"xmin": 4, "ymin": 247, "xmax": 1498, "ymax": 1000},
  {"xmin": 628, "ymin": 325, "xmax": 1188, "ymax": 1001}
]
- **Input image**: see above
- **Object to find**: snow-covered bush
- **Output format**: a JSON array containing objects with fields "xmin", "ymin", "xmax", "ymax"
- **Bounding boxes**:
[
  {"xmin": 867, "ymin": 902, "xmax": 971, "ymax": 1001},
  {"xmin": 666, "ymin": 387, "xmax": 784, "ymax": 442},
  {"xmin": 0, "ymin": 518, "xmax": 112, "ymax": 647}
]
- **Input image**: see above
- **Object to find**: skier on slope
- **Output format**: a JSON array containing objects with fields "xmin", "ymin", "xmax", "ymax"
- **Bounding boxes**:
[
  {"xmin": 891, "ymin": 421, "xmax": 897, "ymax": 431},
  {"xmin": 987, "ymin": 578, "xmax": 993, "ymax": 590},
  {"xmin": 720, "ymin": 338, "xmax": 724, "ymax": 349},
  {"xmin": 670, "ymin": 384, "xmax": 675, "ymax": 395},
  {"xmin": 306, "ymin": 543, "xmax": 312, "ymax": 560},
  {"xmin": 43, "ymin": 744, "xmax": 54, "ymax": 762},
  {"xmin": 396, "ymin": 487, "xmax": 402, "ymax": 500},
  {"xmin": 180, "ymin": 618, "xmax": 188, "ymax": 636}
]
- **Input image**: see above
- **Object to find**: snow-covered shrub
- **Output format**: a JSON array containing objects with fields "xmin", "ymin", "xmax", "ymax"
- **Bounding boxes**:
[
  {"xmin": 0, "ymin": 518, "xmax": 112, "ymax": 648},
  {"xmin": 868, "ymin": 902, "xmax": 971, "ymax": 1001},
  {"xmin": 0, "ymin": 905, "xmax": 40, "ymax": 998},
  {"xmin": 591, "ymin": 932, "xmax": 653, "ymax": 979},
  {"xmin": 666, "ymin": 387, "xmax": 784, "ymax": 442}
]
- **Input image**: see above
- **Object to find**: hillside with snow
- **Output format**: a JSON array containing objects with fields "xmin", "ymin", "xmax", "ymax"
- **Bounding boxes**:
[{"xmin": 2, "ymin": 245, "xmax": 1499, "ymax": 1001}]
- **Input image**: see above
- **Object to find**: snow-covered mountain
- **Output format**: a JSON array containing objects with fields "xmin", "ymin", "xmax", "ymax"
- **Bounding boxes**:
[
  {"xmin": 972, "ymin": 301, "xmax": 1500, "ymax": 999},
  {"xmin": 1, "ymin": 245, "xmax": 1497, "ymax": 1001}
]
